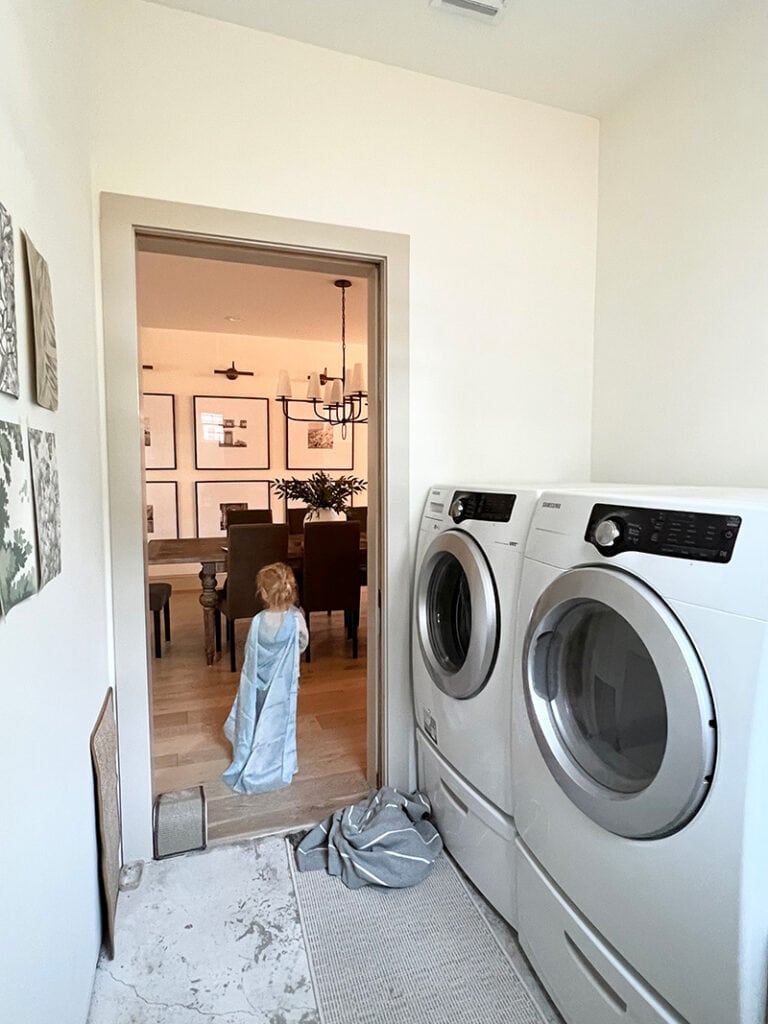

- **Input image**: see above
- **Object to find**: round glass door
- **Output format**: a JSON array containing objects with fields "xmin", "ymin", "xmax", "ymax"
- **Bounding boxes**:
[
  {"xmin": 524, "ymin": 566, "xmax": 716, "ymax": 838},
  {"xmin": 416, "ymin": 530, "xmax": 499, "ymax": 699}
]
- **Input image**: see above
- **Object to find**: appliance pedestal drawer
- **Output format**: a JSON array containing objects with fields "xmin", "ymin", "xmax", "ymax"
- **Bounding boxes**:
[
  {"xmin": 417, "ymin": 728, "xmax": 517, "ymax": 927},
  {"xmin": 516, "ymin": 840, "xmax": 688, "ymax": 1024}
]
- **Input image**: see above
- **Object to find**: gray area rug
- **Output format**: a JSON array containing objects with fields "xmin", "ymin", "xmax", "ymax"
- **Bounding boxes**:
[{"xmin": 290, "ymin": 847, "xmax": 547, "ymax": 1024}]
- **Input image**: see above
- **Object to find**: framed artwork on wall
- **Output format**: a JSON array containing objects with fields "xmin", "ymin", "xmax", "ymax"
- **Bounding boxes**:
[
  {"xmin": 195, "ymin": 480, "xmax": 272, "ymax": 537},
  {"xmin": 0, "ymin": 202, "xmax": 19, "ymax": 398},
  {"xmin": 285, "ymin": 401, "xmax": 354, "ymax": 470},
  {"xmin": 194, "ymin": 395, "xmax": 270, "ymax": 471},
  {"xmin": 28, "ymin": 427, "xmax": 62, "ymax": 588},
  {"xmin": 143, "ymin": 393, "xmax": 176, "ymax": 470},
  {"xmin": 23, "ymin": 232, "xmax": 58, "ymax": 411},
  {"xmin": 145, "ymin": 481, "xmax": 179, "ymax": 540},
  {"xmin": 0, "ymin": 420, "xmax": 38, "ymax": 614}
]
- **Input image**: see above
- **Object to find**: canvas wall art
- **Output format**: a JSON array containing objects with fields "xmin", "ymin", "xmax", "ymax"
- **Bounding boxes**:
[
  {"xmin": 285, "ymin": 400, "xmax": 354, "ymax": 470},
  {"xmin": 145, "ymin": 481, "xmax": 179, "ymax": 540},
  {"xmin": 142, "ymin": 393, "xmax": 176, "ymax": 470},
  {"xmin": 193, "ymin": 395, "xmax": 269, "ymax": 470},
  {"xmin": 195, "ymin": 480, "xmax": 271, "ymax": 537},
  {"xmin": 0, "ymin": 202, "xmax": 19, "ymax": 398},
  {"xmin": 28, "ymin": 427, "xmax": 62, "ymax": 587},
  {"xmin": 0, "ymin": 420, "xmax": 38, "ymax": 614},
  {"xmin": 23, "ymin": 232, "xmax": 58, "ymax": 411}
]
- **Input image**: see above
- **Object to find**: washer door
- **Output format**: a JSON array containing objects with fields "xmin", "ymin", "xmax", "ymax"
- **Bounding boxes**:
[
  {"xmin": 523, "ymin": 566, "xmax": 716, "ymax": 839},
  {"xmin": 416, "ymin": 529, "xmax": 499, "ymax": 699}
]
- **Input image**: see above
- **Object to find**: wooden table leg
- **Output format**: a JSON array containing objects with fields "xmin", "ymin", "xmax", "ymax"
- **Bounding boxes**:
[{"xmin": 199, "ymin": 560, "xmax": 219, "ymax": 666}]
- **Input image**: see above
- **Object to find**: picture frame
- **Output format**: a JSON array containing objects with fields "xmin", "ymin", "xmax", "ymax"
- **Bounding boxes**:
[
  {"xmin": 195, "ymin": 480, "xmax": 272, "ymax": 537},
  {"xmin": 143, "ymin": 393, "xmax": 177, "ymax": 470},
  {"xmin": 194, "ymin": 395, "xmax": 270, "ymax": 471},
  {"xmin": 145, "ymin": 481, "xmax": 179, "ymax": 540},
  {"xmin": 285, "ymin": 400, "xmax": 354, "ymax": 470}
]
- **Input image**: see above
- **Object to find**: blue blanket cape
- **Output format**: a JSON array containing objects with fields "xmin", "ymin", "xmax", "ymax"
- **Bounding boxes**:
[{"xmin": 222, "ymin": 607, "xmax": 302, "ymax": 794}]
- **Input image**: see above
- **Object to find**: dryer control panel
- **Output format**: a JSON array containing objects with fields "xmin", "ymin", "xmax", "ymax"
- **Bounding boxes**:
[
  {"xmin": 586, "ymin": 503, "xmax": 741, "ymax": 563},
  {"xmin": 450, "ymin": 491, "xmax": 516, "ymax": 524}
]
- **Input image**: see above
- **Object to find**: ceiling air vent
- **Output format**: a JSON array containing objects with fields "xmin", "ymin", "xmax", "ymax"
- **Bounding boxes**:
[{"xmin": 430, "ymin": 0, "xmax": 508, "ymax": 21}]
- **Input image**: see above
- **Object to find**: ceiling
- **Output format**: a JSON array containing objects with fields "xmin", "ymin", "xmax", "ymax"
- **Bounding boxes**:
[
  {"xmin": 146, "ymin": 0, "xmax": 737, "ymax": 116},
  {"xmin": 136, "ymin": 252, "xmax": 369, "ymax": 342}
]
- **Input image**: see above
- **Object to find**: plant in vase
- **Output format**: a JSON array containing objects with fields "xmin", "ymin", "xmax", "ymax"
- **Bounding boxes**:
[{"xmin": 273, "ymin": 470, "xmax": 367, "ymax": 522}]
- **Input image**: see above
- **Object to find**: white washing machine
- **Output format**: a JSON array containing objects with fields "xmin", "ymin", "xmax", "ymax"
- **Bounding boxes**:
[
  {"xmin": 413, "ymin": 484, "xmax": 540, "ymax": 925},
  {"xmin": 512, "ymin": 487, "xmax": 768, "ymax": 1024}
]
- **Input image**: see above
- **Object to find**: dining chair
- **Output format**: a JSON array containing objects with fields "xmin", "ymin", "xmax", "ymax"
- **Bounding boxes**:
[
  {"xmin": 148, "ymin": 581, "xmax": 172, "ymax": 659},
  {"xmin": 302, "ymin": 521, "xmax": 362, "ymax": 662},
  {"xmin": 346, "ymin": 507, "xmax": 368, "ymax": 585},
  {"xmin": 287, "ymin": 507, "xmax": 308, "ymax": 534},
  {"xmin": 214, "ymin": 523, "xmax": 289, "ymax": 671},
  {"xmin": 346, "ymin": 506, "xmax": 367, "ymax": 533},
  {"xmin": 225, "ymin": 508, "xmax": 273, "ymax": 526}
]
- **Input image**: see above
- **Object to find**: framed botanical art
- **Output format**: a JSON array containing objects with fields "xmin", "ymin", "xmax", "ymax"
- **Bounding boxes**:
[
  {"xmin": 145, "ymin": 481, "xmax": 179, "ymax": 540},
  {"xmin": 142, "ymin": 393, "xmax": 176, "ymax": 470},
  {"xmin": 0, "ymin": 201, "xmax": 19, "ymax": 398},
  {"xmin": 195, "ymin": 480, "xmax": 272, "ymax": 537},
  {"xmin": 193, "ymin": 395, "xmax": 269, "ymax": 471},
  {"xmin": 23, "ymin": 232, "xmax": 58, "ymax": 411},
  {"xmin": 0, "ymin": 420, "xmax": 38, "ymax": 614},
  {"xmin": 28, "ymin": 427, "xmax": 62, "ymax": 588},
  {"xmin": 284, "ymin": 401, "xmax": 354, "ymax": 470}
]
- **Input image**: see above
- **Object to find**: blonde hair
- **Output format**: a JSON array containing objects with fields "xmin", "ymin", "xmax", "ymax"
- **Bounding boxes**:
[{"xmin": 257, "ymin": 561, "xmax": 298, "ymax": 610}]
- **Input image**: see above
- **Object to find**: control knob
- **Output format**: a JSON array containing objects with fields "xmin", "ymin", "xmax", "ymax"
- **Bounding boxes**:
[
  {"xmin": 449, "ymin": 497, "xmax": 464, "ymax": 521},
  {"xmin": 594, "ymin": 518, "xmax": 622, "ymax": 549}
]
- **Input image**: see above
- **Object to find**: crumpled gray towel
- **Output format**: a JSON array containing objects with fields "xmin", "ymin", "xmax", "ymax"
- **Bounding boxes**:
[{"xmin": 295, "ymin": 787, "xmax": 443, "ymax": 889}]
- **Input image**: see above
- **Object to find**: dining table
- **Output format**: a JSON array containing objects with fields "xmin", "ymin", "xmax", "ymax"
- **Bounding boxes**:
[{"xmin": 147, "ymin": 532, "xmax": 365, "ymax": 666}]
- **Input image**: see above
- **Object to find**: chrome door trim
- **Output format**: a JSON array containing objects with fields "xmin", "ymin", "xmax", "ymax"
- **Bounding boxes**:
[
  {"xmin": 523, "ymin": 566, "xmax": 716, "ymax": 839},
  {"xmin": 416, "ymin": 529, "xmax": 499, "ymax": 699}
]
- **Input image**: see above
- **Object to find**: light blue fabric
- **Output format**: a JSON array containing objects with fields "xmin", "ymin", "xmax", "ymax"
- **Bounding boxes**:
[{"xmin": 222, "ymin": 606, "xmax": 302, "ymax": 794}]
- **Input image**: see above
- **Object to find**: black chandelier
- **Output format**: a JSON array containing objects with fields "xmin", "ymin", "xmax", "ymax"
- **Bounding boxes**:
[{"xmin": 276, "ymin": 279, "xmax": 368, "ymax": 432}]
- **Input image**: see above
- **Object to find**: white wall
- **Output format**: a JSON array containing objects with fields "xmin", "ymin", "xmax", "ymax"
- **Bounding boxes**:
[
  {"xmin": 141, "ymin": 326, "xmax": 368, "ymax": 577},
  {"xmin": 0, "ymin": 2, "xmax": 110, "ymax": 1021},
  {"xmin": 90, "ymin": 0, "xmax": 599, "ymax": 510},
  {"xmin": 592, "ymin": 1, "xmax": 768, "ymax": 486}
]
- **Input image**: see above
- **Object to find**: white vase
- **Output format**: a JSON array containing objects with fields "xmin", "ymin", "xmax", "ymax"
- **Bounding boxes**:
[{"xmin": 304, "ymin": 508, "xmax": 346, "ymax": 524}]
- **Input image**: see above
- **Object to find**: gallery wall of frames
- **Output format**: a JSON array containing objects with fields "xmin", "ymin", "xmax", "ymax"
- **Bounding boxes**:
[
  {"xmin": 0, "ymin": 200, "xmax": 63, "ymax": 619},
  {"xmin": 139, "ymin": 328, "xmax": 368, "ymax": 553}
]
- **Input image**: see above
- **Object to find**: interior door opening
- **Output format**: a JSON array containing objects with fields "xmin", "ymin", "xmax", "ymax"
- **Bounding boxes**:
[{"xmin": 136, "ymin": 233, "xmax": 381, "ymax": 843}]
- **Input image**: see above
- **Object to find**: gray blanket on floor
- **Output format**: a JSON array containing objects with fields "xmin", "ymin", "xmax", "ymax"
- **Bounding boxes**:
[{"xmin": 295, "ymin": 787, "xmax": 443, "ymax": 889}]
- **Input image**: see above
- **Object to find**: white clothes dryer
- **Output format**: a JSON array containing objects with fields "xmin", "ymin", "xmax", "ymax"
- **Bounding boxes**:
[
  {"xmin": 512, "ymin": 487, "xmax": 768, "ymax": 1024},
  {"xmin": 413, "ymin": 484, "xmax": 540, "ymax": 925}
]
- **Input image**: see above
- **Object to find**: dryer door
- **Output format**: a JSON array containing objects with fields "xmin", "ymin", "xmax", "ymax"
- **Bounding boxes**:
[
  {"xmin": 415, "ymin": 529, "xmax": 499, "ymax": 699},
  {"xmin": 523, "ymin": 566, "xmax": 716, "ymax": 839}
]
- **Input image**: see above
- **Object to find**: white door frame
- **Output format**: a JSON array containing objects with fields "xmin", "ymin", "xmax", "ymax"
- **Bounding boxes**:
[{"xmin": 99, "ymin": 193, "xmax": 410, "ymax": 862}]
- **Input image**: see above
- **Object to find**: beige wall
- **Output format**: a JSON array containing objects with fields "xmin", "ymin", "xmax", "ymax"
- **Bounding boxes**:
[
  {"xmin": 0, "ymin": 1, "xmax": 110, "ymax": 1020},
  {"xmin": 90, "ymin": 0, "xmax": 600, "ymax": 508},
  {"xmin": 592, "ymin": 1, "xmax": 768, "ymax": 486}
]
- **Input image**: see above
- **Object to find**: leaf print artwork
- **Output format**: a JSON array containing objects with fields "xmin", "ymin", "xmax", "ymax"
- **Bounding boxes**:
[
  {"xmin": 28, "ymin": 427, "xmax": 62, "ymax": 587},
  {"xmin": 0, "ymin": 420, "xmax": 38, "ymax": 614},
  {"xmin": 0, "ymin": 202, "xmax": 19, "ymax": 398},
  {"xmin": 23, "ymin": 232, "xmax": 58, "ymax": 411}
]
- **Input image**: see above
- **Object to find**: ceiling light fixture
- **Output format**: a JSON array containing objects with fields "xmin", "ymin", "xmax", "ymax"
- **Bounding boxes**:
[
  {"xmin": 430, "ymin": 0, "xmax": 508, "ymax": 21},
  {"xmin": 275, "ymin": 279, "xmax": 367, "ymax": 436},
  {"xmin": 224, "ymin": 315, "xmax": 243, "ymax": 323}
]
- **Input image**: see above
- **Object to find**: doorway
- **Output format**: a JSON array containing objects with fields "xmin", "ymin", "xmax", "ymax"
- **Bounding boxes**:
[
  {"xmin": 137, "ymin": 241, "xmax": 375, "ymax": 841},
  {"xmin": 100, "ymin": 194, "xmax": 411, "ymax": 861}
]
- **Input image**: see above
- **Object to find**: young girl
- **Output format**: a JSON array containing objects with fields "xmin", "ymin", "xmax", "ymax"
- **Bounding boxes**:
[{"xmin": 222, "ymin": 562, "xmax": 308, "ymax": 795}]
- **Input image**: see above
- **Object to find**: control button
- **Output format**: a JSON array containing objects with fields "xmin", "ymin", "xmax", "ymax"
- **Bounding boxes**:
[
  {"xmin": 449, "ymin": 498, "xmax": 464, "ymax": 521},
  {"xmin": 594, "ymin": 518, "xmax": 622, "ymax": 548}
]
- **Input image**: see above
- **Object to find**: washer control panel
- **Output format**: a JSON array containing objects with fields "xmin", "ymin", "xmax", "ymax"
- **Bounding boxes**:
[
  {"xmin": 450, "ymin": 491, "xmax": 516, "ymax": 524},
  {"xmin": 585, "ymin": 503, "xmax": 741, "ymax": 563}
]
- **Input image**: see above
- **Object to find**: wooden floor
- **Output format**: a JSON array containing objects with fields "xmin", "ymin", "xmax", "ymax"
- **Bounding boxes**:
[{"xmin": 150, "ymin": 589, "xmax": 369, "ymax": 844}]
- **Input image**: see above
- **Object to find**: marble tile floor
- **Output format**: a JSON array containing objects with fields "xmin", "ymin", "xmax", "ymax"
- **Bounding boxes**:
[{"xmin": 88, "ymin": 834, "xmax": 563, "ymax": 1024}]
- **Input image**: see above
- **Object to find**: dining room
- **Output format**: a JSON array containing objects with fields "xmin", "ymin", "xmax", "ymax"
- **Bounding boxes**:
[{"xmin": 137, "ymin": 241, "xmax": 378, "ymax": 843}]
